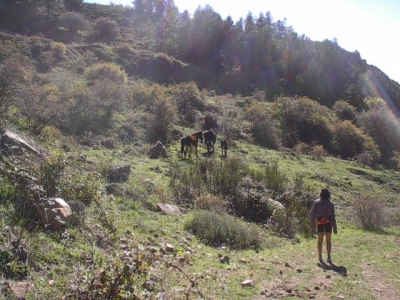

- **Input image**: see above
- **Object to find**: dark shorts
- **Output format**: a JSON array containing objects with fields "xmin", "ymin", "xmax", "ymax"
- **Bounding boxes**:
[{"xmin": 317, "ymin": 223, "xmax": 332, "ymax": 233}]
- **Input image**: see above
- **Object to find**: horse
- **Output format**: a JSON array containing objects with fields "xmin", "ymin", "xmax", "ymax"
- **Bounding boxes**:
[
  {"xmin": 204, "ymin": 130, "xmax": 216, "ymax": 154},
  {"xmin": 221, "ymin": 139, "xmax": 228, "ymax": 156},
  {"xmin": 180, "ymin": 131, "xmax": 203, "ymax": 159}
]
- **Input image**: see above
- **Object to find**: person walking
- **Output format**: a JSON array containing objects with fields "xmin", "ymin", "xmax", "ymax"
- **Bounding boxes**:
[{"xmin": 310, "ymin": 188, "xmax": 337, "ymax": 263}]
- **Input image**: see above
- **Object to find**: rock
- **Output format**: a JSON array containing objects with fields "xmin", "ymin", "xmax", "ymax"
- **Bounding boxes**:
[
  {"xmin": 241, "ymin": 279, "xmax": 255, "ymax": 287},
  {"xmin": 0, "ymin": 128, "xmax": 48, "ymax": 157},
  {"xmin": 267, "ymin": 198, "xmax": 285, "ymax": 211},
  {"xmin": 10, "ymin": 281, "xmax": 35, "ymax": 299},
  {"xmin": 105, "ymin": 165, "xmax": 131, "ymax": 182},
  {"xmin": 34, "ymin": 198, "xmax": 72, "ymax": 230},
  {"xmin": 219, "ymin": 255, "xmax": 230, "ymax": 264},
  {"xmin": 156, "ymin": 204, "xmax": 188, "ymax": 215},
  {"xmin": 143, "ymin": 280, "xmax": 156, "ymax": 291},
  {"xmin": 149, "ymin": 141, "xmax": 167, "ymax": 158},
  {"xmin": 165, "ymin": 243, "xmax": 175, "ymax": 252}
]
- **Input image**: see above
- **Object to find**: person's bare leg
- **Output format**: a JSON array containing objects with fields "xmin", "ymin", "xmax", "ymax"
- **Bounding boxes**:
[
  {"xmin": 317, "ymin": 233, "xmax": 324, "ymax": 260},
  {"xmin": 326, "ymin": 233, "xmax": 332, "ymax": 257}
]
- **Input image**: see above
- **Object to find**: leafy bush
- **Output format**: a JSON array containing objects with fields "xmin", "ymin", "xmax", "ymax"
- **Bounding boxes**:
[
  {"xmin": 333, "ymin": 100, "xmax": 357, "ymax": 122},
  {"xmin": 51, "ymin": 42, "xmax": 67, "ymax": 60},
  {"xmin": 357, "ymin": 101, "xmax": 400, "ymax": 168},
  {"xmin": 352, "ymin": 195, "xmax": 386, "ymax": 231},
  {"xmin": 169, "ymin": 82, "xmax": 205, "ymax": 127},
  {"xmin": 273, "ymin": 97, "xmax": 334, "ymax": 149},
  {"xmin": 148, "ymin": 95, "xmax": 176, "ymax": 143},
  {"xmin": 332, "ymin": 120, "xmax": 380, "ymax": 164},
  {"xmin": 245, "ymin": 102, "xmax": 281, "ymax": 149},
  {"xmin": 84, "ymin": 62, "xmax": 127, "ymax": 85},
  {"xmin": 185, "ymin": 210, "xmax": 262, "ymax": 249},
  {"xmin": 269, "ymin": 190, "xmax": 315, "ymax": 238},
  {"xmin": 92, "ymin": 17, "xmax": 119, "ymax": 43}
]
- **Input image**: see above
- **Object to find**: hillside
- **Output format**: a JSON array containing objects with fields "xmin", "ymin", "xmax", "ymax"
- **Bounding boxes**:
[{"xmin": 0, "ymin": 1, "xmax": 400, "ymax": 299}]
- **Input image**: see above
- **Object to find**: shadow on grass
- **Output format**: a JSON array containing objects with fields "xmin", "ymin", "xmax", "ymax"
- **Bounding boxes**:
[{"xmin": 318, "ymin": 261, "xmax": 348, "ymax": 276}]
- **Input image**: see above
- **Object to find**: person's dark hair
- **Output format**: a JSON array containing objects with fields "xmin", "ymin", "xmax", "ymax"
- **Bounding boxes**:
[{"xmin": 320, "ymin": 188, "xmax": 331, "ymax": 199}]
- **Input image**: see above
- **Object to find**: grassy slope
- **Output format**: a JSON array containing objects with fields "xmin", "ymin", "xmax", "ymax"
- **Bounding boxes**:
[
  {"xmin": 60, "ymin": 136, "xmax": 398, "ymax": 299},
  {"xmin": 2, "ymin": 101, "xmax": 399, "ymax": 299}
]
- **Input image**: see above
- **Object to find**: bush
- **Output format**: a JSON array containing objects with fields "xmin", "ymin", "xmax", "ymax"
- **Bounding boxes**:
[
  {"xmin": 333, "ymin": 100, "xmax": 357, "ymax": 122},
  {"xmin": 185, "ymin": 210, "xmax": 262, "ymax": 249},
  {"xmin": 273, "ymin": 97, "xmax": 334, "ymax": 149},
  {"xmin": 269, "ymin": 190, "xmax": 315, "ymax": 238},
  {"xmin": 84, "ymin": 62, "xmax": 127, "ymax": 85},
  {"xmin": 92, "ymin": 17, "xmax": 119, "ymax": 43},
  {"xmin": 169, "ymin": 82, "xmax": 205, "ymax": 127},
  {"xmin": 148, "ymin": 96, "xmax": 176, "ymax": 143},
  {"xmin": 245, "ymin": 102, "xmax": 281, "ymax": 149},
  {"xmin": 332, "ymin": 120, "xmax": 380, "ymax": 163},
  {"xmin": 352, "ymin": 195, "xmax": 386, "ymax": 231},
  {"xmin": 357, "ymin": 103, "xmax": 400, "ymax": 168}
]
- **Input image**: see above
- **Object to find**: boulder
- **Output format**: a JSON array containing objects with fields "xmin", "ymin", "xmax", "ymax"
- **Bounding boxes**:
[
  {"xmin": 106, "ymin": 165, "xmax": 131, "ymax": 182},
  {"xmin": 156, "ymin": 203, "xmax": 188, "ymax": 215},
  {"xmin": 34, "ymin": 198, "xmax": 72, "ymax": 230},
  {"xmin": 149, "ymin": 141, "xmax": 167, "ymax": 158}
]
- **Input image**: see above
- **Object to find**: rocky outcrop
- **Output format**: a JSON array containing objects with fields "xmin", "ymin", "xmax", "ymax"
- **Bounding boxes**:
[{"xmin": 0, "ymin": 128, "xmax": 48, "ymax": 157}]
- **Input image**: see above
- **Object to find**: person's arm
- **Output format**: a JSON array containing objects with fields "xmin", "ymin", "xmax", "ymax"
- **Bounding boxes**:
[{"xmin": 310, "ymin": 203, "xmax": 317, "ymax": 229}]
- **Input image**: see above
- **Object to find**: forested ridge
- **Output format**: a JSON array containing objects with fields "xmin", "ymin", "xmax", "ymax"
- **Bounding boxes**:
[{"xmin": 1, "ymin": 0, "xmax": 399, "ymax": 168}]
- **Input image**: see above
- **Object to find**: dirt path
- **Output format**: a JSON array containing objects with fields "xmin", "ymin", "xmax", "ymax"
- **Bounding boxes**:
[{"xmin": 251, "ymin": 230, "xmax": 400, "ymax": 299}]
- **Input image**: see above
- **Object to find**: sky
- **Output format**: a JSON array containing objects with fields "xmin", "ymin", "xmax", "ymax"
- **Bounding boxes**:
[{"xmin": 83, "ymin": 0, "xmax": 400, "ymax": 84}]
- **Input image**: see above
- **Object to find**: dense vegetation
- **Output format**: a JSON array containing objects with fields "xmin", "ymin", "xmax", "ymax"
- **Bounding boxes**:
[{"xmin": 0, "ymin": 1, "xmax": 399, "ymax": 299}]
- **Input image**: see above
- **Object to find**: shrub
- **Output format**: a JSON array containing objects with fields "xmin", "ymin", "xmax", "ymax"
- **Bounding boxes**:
[
  {"xmin": 332, "ymin": 120, "xmax": 380, "ymax": 164},
  {"xmin": 245, "ymin": 102, "xmax": 281, "ymax": 149},
  {"xmin": 333, "ymin": 100, "xmax": 357, "ymax": 122},
  {"xmin": 357, "ymin": 102, "xmax": 400, "ymax": 168},
  {"xmin": 262, "ymin": 162, "xmax": 288, "ymax": 196},
  {"xmin": 84, "ymin": 62, "xmax": 127, "ymax": 85},
  {"xmin": 269, "ymin": 190, "xmax": 315, "ymax": 238},
  {"xmin": 185, "ymin": 210, "xmax": 262, "ymax": 249},
  {"xmin": 148, "ymin": 96, "xmax": 176, "ymax": 143},
  {"xmin": 169, "ymin": 82, "xmax": 205, "ymax": 127},
  {"xmin": 92, "ymin": 17, "xmax": 119, "ymax": 43},
  {"xmin": 202, "ymin": 111, "xmax": 218, "ymax": 131},
  {"xmin": 194, "ymin": 193, "xmax": 227, "ymax": 213},
  {"xmin": 52, "ymin": 42, "xmax": 67, "ymax": 60},
  {"xmin": 273, "ymin": 97, "xmax": 334, "ymax": 149},
  {"xmin": 352, "ymin": 195, "xmax": 386, "ymax": 231}
]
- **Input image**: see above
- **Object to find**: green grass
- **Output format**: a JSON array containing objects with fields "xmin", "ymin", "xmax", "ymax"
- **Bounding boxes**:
[{"xmin": 1, "ymin": 128, "xmax": 399, "ymax": 299}]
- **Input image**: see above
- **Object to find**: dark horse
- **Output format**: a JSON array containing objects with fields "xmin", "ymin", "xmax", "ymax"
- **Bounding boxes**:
[
  {"xmin": 204, "ymin": 130, "xmax": 217, "ymax": 154},
  {"xmin": 221, "ymin": 139, "xmax": 228, "ymax": 156},
  {"xmin": 180, "ymin": 131, "xmax": 203, "ymax": 159}
]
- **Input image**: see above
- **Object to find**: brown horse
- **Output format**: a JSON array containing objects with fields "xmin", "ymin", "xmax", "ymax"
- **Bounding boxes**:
[
  {"xmin": 181, "ymin": 131, "xmax": 203, "ymax": 159},
  {"xmin": 221, "ymin": 139, "xmax": 228, "ymax": 156}
]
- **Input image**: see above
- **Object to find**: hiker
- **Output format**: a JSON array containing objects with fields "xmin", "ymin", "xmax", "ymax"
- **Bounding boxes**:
[{"xmin": 310, "ymin": 188, "xmax": 337, "ymax": 263}]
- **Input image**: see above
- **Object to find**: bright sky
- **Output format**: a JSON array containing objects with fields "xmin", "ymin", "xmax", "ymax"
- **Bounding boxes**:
[{"xmin": 84, "ymin": 0, "xmax": 400, "ymax": 84}]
